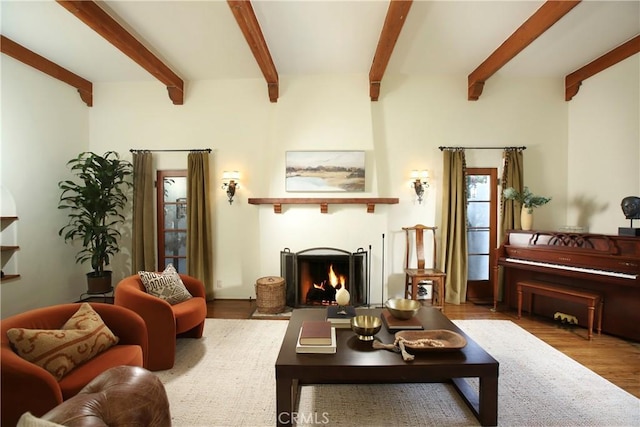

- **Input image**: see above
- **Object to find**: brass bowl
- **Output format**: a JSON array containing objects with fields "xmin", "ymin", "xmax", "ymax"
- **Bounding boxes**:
[
  {"xmin": 350, "ymin": 315, "xmax": 382, "ymax": 341},
  {"xmin": 385, "ymin": 298, "xmax": 421, "ymax": 320}
]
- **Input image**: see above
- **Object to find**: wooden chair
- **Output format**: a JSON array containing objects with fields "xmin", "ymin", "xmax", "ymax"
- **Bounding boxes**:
[{"xmin": 403, "ymin": 224, "xmax": 446, "ymax": 310}]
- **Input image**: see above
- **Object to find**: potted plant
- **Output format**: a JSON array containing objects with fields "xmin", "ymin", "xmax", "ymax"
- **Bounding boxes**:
[
  {"xmin": 58, "ymin": 151, "xmax": 133, "ymax": 293},
  {"xmin": 503, "ymin": 186, "xmax": 551, "ymax": 230}
]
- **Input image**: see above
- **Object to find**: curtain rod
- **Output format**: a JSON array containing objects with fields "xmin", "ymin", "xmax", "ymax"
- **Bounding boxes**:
[
  {"xmin": 439, "ymin": 146, "xmax": 526, "ymax": 151},
  {"xmin": 129, "ymin": 148, "xmax": 211, "ymax": 153}
]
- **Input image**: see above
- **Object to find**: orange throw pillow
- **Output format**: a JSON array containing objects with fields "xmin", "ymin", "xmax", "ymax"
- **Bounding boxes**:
[{"xmin": 6, "ymin": 303, "xmax": 119, "ymax": 380}]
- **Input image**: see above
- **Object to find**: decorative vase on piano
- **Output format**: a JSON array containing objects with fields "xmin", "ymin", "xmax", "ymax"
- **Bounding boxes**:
[
  {"xmin": 503, "ymin": 187, "xmax": 551, "ymax": 231},
  {"xmin": 521, "ymin": 206, "xmax": 534, "ymax": 230}
]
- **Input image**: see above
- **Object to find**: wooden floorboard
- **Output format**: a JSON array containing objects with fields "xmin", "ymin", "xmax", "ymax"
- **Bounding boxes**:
[{"xmin": 207, "ymin": 299, "xmax": 640, "ymax": 399}]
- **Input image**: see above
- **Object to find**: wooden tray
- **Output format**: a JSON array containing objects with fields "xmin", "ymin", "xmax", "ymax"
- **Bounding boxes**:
[{"xmin": 395, "ymin": 330, "xmax": 467, "ymax": 352}]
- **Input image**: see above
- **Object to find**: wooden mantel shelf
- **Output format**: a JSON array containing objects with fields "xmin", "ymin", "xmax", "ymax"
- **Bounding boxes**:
[{"xmin": 248, "ymin": 198, "xmax": 399, "ymax": 213}]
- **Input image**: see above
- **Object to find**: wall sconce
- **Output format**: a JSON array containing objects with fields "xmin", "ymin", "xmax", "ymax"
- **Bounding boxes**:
[
  {"xmin": 411, "ymin": 170, "xmax": 429, "ymax": 204},
  {"xmin": 221, "ymin": 171, "xmax": 240, "ymax": 205}
]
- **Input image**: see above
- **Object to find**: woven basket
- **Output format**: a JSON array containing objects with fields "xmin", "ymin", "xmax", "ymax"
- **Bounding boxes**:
[{"xmin": 255, "ymin": 276, "xmax": 286, "ymax": 314}]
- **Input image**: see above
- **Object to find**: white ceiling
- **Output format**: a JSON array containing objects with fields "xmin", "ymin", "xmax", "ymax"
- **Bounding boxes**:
[{"xmin": 1, "ymin": 1, "xmax": 639, "ymax": 88}]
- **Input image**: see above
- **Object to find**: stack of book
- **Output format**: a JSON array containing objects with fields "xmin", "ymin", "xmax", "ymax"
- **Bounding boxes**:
[
  {"xmin": 296, "ymin": 320, "xmax": 337, "ymax": 354},
  {"xmin": 380, "ymin": 309, "xmax": 424, "ymax": 332},
  {"xmin": 325, "ymin": 305, "xmax": 356, "ymax": 329}
]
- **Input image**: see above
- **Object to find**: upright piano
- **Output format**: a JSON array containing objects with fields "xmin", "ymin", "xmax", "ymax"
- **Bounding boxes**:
[{"xmin": 493, "ymin": 230, "xmax": 640, "ymax": 342}]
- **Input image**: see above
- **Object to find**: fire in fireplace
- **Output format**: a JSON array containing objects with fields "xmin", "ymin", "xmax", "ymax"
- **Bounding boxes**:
[
  {"xmin": 281, "ymin": 247, "xmax": 368, "ymax": 308},
  {"xmin": 303, "ymin": 263, "xmax": 346, "ymax": 305}
]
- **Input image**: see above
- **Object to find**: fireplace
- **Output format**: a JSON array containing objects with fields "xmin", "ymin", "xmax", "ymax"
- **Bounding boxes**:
[{"xmin": 281, "ymin": 247, "xmax": 368, "ymax": 308}]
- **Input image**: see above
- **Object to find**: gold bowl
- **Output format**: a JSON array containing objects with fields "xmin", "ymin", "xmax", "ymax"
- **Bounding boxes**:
[
  {"xmin": 350, "ymin": 315, "xmax": 382, "ymax": 341},
  {"xmin": 385, "ymin": 298, "xmax": 421, "ymax": 320}
]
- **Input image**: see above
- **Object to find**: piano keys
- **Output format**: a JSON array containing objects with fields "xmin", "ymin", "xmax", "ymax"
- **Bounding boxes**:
[
  {"xmin": 503, "ymin": 257, "xmax": 638, "ymax": 280},
  {"xmin": 493, "ymin": 230, "xmax": 640, "ymax": 342}
]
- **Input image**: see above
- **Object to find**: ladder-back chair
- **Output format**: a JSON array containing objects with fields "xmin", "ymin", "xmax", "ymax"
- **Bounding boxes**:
[{"xmin": 403, "ymin": 224, "xmax": 446, "ymax": 310}]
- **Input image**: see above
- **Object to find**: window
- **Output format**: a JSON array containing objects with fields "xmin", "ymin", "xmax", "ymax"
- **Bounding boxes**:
[
  {"xmin": 157, "ymin": 170, "xmax": 187, "ymax": 273},
  {"xmin": 466, "ymin": 168, "xmax": 497, "ymax": 304}
]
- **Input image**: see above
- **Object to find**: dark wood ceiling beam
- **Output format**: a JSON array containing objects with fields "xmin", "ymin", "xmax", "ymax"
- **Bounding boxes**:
[
  {"xmin": 227, "ymin": 0, "xmax": 279, "ymax": 103},
  {"xmin": 0, "ymin": 35, "xmax": 92, "ymax": 106},
  {"xmin": 56, "ymin": 0, "xmax": 184, "ymax": 105},
  {"xmin": 565, "ymin": 35, "xmax": 640, "ymax": 101},
  {"xmin": 369, "ymin": 0, "xmax": 413, "ymax": 101},
  {"xmin": 467, "ymin": 0, "xmax": 581, "ymax": 101}
]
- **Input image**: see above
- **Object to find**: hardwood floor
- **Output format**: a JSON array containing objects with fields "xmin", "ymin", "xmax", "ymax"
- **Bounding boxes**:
[{"xmin": 207, "ymin": 299, "xmax": 640, "ymax": 399}]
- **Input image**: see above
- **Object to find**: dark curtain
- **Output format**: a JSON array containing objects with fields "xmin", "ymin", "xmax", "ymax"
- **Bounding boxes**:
[
  {"xmin": 500, "ymin": 148, "xmax": 525, "ymax": 236},
  {"xmin": 497, "ymin": 148, "xmax": 524, "ymax": 301},
  {"xmin": 187, "ymin": 151, "xmax": 214, "ymax": 300},
  {"xmin": 132, "ymin": 151, "xmax": 156, "ymax": 272},
  {"xmin": 440, "ymin": 149, "xmax": 468, "ymax": 304}
]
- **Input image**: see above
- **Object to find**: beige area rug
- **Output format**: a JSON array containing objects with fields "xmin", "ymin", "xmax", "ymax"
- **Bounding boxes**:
[{"xmin": 155, "ymin": 319, "xmax": 639, "ymax": 426}]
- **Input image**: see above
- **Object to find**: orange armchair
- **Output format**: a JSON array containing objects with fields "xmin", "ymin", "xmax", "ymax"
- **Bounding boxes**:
[
  {"xmin": 1, "ymin": 303, "xmax": 147, "ymax": 426},
  {"xmin": 114, "ymin": 273, "xmax": 207, "ymax": 371}
]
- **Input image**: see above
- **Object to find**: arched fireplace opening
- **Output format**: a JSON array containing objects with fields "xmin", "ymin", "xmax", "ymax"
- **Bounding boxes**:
[{"xmin": 281, "ymin": 247, "xmax": 368, "ymax": 308}]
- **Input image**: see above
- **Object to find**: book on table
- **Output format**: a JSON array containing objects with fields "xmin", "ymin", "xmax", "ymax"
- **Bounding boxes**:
[
  {"xmin": 326, "ymin": 305, "xmax": 356, "ymax": 328},
  {"xmin": 299, "ymin": 320, "xmax": 332, "ymax": 345},
  {"xmin": 380, "ymin": 309, "xmax": 424, "ymax": 332},
  {"xmin": 296, "ymin": 327, "xmax": 337, "ymax": 354}
]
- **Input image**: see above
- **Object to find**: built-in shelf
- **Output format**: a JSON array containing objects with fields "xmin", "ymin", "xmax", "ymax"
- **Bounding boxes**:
[
  {"xmin": 248, "ymin": 197, "xmax": 399, "ymax": 214},
  {"xmin": 1, "ymin": 216, "xmax": 19, "ymax": 280}
]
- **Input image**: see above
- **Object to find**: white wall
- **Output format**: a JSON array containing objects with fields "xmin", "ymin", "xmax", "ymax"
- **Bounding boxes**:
[
  {"xmin": 86, "ymin": 72, "xmax": 570, "ymax": 304},
  {"xmin": 1, "ymin": 56, "xmax": 89, "ymax": 317},
  {"xmin": 567, "ymin": 55, "xmax": 640, "ymax": 233},
  {"xmin": 2, "ymin": 54, "xmax": 638, "ymax": 317},
  {"xmin": 88, "ymin": 78, "xmax": 273, "ymax": 300},
  {"xmin": 376, "ymin": 73, "xmax": 569, "ymax": 296}
]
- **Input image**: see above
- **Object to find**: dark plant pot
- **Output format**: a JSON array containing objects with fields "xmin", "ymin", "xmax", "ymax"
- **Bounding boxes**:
[{"xmin": 86, "ymin": 271, "xmax": 113, "ymax": 294}]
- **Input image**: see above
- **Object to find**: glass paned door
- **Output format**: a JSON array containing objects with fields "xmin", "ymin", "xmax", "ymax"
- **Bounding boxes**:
[
  {"xmin": 157, "ymin": 171, "xmax": 187, "ymax": 273},
  {"xmin": 466, "ymin": 168, "xmax": 497, "ymax": 303}
]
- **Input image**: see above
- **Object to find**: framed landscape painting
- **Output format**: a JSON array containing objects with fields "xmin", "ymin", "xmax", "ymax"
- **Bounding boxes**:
[{"xmin": 286, "ymin": 151, "xmax": 365, "ymax": 192}]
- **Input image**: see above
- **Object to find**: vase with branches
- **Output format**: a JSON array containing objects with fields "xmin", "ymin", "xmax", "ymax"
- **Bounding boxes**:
[
  {"xmin": 503, "ymin": 186, "xmax": 551, "ymax": 230},
  {"xmin": 503, "ymin": 186, "xmax": 551, "ymax": 213}
]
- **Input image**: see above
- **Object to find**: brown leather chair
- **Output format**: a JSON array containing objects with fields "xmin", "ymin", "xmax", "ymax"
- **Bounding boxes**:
[
  {"xmin": 403, "ymin": 224, "xmax": 446, "ymax": 310},
  {"xmin": 34, "ymin": 365, "xmax": 171, "ymax": 426},
  {"xmin": 114, "ymin": 273, "xmax": 207, "ymax": 371},
  {"xmin": 1, "ymin": 303, "xmax": 147, "ymax": 426}
]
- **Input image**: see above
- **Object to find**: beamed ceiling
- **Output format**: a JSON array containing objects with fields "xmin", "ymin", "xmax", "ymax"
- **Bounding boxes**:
[{"xmin": 1, "ymin": 0, "xmax": 638, "ymax": 106}]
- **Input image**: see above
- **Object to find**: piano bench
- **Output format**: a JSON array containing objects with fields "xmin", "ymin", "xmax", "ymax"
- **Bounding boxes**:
[{"xmin": 516, "ymin": 280, "xmax": 603, "ymax": 340}]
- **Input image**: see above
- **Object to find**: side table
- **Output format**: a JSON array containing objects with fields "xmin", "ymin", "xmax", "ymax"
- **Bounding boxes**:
[{"xmin": 80, "ymin": 287, "xmax": 114, "ymax": 303}]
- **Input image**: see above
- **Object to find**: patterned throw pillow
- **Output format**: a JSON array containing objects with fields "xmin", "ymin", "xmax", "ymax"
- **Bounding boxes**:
[
  {"xmin": 138, "ymin": 264, "xmax": 193, "ymax": 305},
  {"xmin": 6, "ymin": 303, "xmax": 119, "ymax": 381}
]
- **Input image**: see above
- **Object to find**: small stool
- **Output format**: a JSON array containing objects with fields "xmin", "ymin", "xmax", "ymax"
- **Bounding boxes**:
[{"xmin": 255, "ymin": 276, "xmax": 286, "ymax": 314}]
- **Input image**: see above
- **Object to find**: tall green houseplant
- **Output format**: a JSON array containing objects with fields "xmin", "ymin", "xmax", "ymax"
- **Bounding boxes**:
[{"xmin": 58, "ymin": 151, "xmax": 133, "ymax": 293}]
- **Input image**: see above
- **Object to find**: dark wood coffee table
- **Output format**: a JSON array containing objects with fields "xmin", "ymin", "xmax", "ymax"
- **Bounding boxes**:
[{"xmin": 275, "ymin": 307, "xmax": 498, "ymax": 426}]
